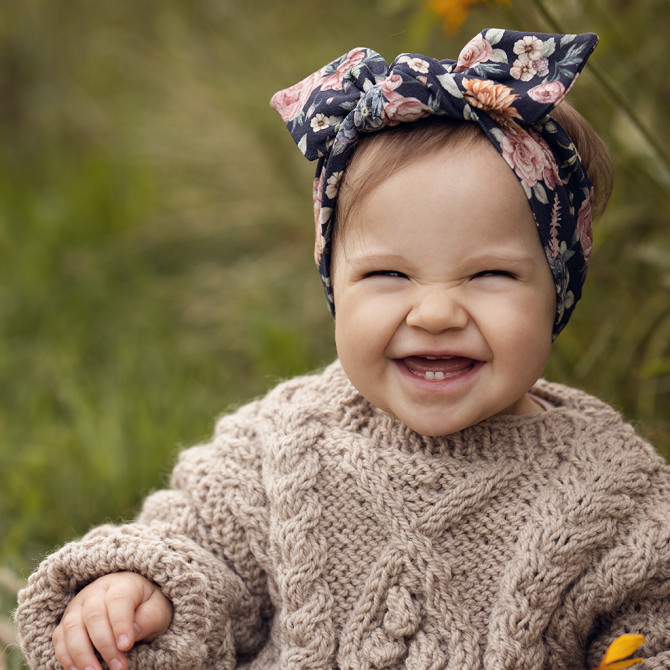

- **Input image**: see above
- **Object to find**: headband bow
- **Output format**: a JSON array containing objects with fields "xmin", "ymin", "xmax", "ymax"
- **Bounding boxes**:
[{"xmin": 271, "ymin": 29, "xmax": 599, "ymax": 337}]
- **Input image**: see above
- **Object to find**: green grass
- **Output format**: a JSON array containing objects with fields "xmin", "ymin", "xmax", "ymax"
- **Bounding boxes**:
[{"xmin": 2, "ymin": 1, "xmax": 669, "ymax": 666}]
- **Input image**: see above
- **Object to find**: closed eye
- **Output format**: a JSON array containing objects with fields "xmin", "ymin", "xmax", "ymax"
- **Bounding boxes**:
[
  {"xmin": 473, "ymin": 270, "xmax": 516, "ymax": 279},
  {"xmin": 365, "ymin": 270, "xmax": 408, "ymax": 279}
]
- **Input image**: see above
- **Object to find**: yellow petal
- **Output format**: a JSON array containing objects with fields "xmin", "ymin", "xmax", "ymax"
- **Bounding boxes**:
[
  {"xmin": 601, "ymin": 635, "xmax": 645, "ymax": 665},
  {"xmin": 599, "ymin": 659, "xmax": 644, "ymax": 670}
]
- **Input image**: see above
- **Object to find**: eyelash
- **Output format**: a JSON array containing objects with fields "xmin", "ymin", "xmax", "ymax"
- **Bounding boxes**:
[
  {"xmin": 363, "ymin": 269, "xmax": 516, "ymax": 280},
  {"xmin": 365, "ymin": 270, "xmax": 407, "ymax": 279},
  {"xmin": 473, "ymin": 270, "xmax": 516, "ymax": 279}
]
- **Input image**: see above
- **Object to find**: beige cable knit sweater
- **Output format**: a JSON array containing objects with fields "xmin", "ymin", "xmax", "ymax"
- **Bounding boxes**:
[{"xmin": 16, "ymin": 361, "xmax": 670, "ymax": 669}]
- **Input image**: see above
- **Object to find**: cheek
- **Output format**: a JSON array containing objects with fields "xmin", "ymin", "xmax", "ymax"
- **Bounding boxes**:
[{"xmin": 334, "ymin": 309, "xmax": 374, "ymax": 359}]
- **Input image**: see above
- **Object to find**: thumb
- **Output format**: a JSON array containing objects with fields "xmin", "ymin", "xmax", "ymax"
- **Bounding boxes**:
[{"xmin": 133, "ymin": 588, "xmax": 173, "ymax": 643}]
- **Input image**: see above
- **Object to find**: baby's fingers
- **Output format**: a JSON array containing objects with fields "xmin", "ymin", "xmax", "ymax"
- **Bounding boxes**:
[
  {"xmin": 54, "ymin": 599, "xmax": 120, "ymax": 670},
  {"xmin": 79, "ymin": 599, "xmax": 127, "ymax": 670},
  {"xmin": 53, "ymin": 616, "xmax": 87, "ymax": 670},
  {"xmin": 133, "ymin": 588, "xmax": 173, "ymax": 643},
  {"xmin": 104, "ymin": 583, "xmax": 140, "ymax": 652}
]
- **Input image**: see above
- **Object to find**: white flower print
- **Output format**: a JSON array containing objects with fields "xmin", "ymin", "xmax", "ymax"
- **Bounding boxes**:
[
  {"xmin": 397, "ymin": 55, "xmax": 430, "ymax": 73},
  {"xmin": 325, "ymin": 171, "xmax": 343, "ymax": 199},
  {"xmin": 310, "ymin": 113, "xmax": 330, "ymax": 131},
  {"xmin": 513, "ymin": 35, "xmax": 544, "ymax": 61},
  {"xmin": 511, "ymin": 54, "xmax": 539, "ymax": 81}
]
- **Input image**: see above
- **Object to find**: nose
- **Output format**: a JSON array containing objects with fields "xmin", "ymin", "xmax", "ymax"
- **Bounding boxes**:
[{"xmin": 405, "ymin": 286, "xmax": 469, "ymax": 333}]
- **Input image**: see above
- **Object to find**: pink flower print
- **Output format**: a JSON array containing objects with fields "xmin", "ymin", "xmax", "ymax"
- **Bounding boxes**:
[
  {"xmin": 576, "ymin": 188, "xmax": 594, "ymax": 261},
  {"xmin": 455, "ymin": 35, "xmax": 493, "ymax": 72},
  {"xmin": 270, "ymin": 70, "xmax": 323, "ymax": 122},
  {"xmin": 462, "ymin": 78, "xmax": 522, "ymax": 119},
  {"xmin": 382, "ymin": 90, "xmax": 433, "ymax": 126},
  {"xmin": 536, "ymin": 136, "xmax": 561, "ymax": 190},
  {"xmin": 498, "ymin": 125, "xmax": 560, "ymax": 189},
  {"xmin": 528, "ymin": 80, "xmax": 566, "ymax": 105},
  {"xmin": 380, "ymin": 73, "xmax": 403, "ymax": 96},
  {"xmin": 320, "ymin": 48, "xmax": 367, "ymax": 91},
  {"xmin": 535, "ymin": 57, "xmax": 549, "ymax": 78}
]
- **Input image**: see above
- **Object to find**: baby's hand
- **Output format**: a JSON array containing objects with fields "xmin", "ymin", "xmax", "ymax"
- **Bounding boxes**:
[{"xmin": 52, "ymin": 571, "xmax": 173, "ymax": 670}]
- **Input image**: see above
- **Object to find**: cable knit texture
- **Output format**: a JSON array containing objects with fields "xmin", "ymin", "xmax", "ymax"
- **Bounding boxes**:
[{"xmin": 15, "ymin": 361, "xmax": 670, "ymax": 668}]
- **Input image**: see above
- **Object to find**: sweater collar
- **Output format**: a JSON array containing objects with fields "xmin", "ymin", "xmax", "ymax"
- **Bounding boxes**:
[{"xmin": 317, "ymin": 359, "xmax": 619, "ymax": 461}]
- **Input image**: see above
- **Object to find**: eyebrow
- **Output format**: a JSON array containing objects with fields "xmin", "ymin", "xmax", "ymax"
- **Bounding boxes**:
[
  {"xmin": 345, "ymin": 252, "xmax": 539, "ymax": 268},
  {"xmin": 346, "ymin": 253, "xmax": 409, "ymax": 267},
  {"xmin": 466, "ymin": 252, "xmax": 540, "ymax": 267}
]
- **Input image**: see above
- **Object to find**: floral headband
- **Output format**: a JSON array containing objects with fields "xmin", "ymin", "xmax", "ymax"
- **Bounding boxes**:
[{"xmin": 271, "ymin": 29, "xmax": 599, "ymax": 337}]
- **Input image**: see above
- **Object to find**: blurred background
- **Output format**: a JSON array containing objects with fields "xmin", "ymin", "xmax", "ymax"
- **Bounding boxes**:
[{"xmin": 1, "ymin": 0, "xmax": 668, "ymax": 665}]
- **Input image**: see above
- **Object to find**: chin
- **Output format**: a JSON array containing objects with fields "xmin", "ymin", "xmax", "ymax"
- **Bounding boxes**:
[
  {"xmin": 414, "ymin": 426, "xmax": 462, "ymax": 437},
  {"xmin": 398, "ymin": 416, "xmax": 468, "ymax": 437}
]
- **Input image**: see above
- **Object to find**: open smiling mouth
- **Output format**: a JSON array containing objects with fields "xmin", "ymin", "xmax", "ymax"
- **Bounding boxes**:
[{"xmin": 400, "ymin": 355, "xmax": 479, "ymax": 380}]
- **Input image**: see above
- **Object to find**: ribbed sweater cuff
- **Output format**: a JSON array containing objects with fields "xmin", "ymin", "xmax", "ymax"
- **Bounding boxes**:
[{"xmin": 16, "ymin": 525, "xmax": 217, "ymax": 669}]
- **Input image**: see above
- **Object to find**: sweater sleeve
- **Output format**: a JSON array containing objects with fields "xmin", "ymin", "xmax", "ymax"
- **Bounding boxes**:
[
  {"xmin": 15, "ymin": 399, "xmax": 273, "ymax": 670},
  {"xmin": 585, "ymin": 480, "xmax": 670, "ymax": 670}
]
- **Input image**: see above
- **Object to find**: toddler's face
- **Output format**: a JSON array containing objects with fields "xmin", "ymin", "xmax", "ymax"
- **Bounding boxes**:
[{"xmin": 331, "ymin": 141, "xmax": 556, "ymax": 436}]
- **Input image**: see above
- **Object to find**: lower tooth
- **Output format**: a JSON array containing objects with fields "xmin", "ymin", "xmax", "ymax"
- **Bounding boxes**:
[
  {"xmin": 425, "ymin": 371, "xmax": 435, "ymax": 380},
  {"xmin": 435, "ymin": 371, "xmax": 445, "ymax": 380}
]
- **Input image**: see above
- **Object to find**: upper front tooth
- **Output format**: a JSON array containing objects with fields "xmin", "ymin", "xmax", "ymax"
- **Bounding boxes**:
[{"xmin": 425, "ymin": 356, "xmax": 438, "ymax": 360}]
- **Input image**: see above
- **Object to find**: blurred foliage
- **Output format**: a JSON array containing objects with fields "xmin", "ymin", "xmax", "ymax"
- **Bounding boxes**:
[{"xmin": 1, "ymin": 0, "xmax": 669, "ymax": 664}]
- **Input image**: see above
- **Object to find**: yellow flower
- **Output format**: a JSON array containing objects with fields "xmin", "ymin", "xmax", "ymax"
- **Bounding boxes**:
[
  {"xmin": 592, "ymin": 634, "xmax": 645, "ymax": 670},
  {"xmin": 426, "ymin": 0, "xmax": 510, "ymax": 35}
]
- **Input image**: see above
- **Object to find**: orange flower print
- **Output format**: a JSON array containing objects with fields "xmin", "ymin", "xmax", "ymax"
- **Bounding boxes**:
[{"xmin": 462, "ymin": 78, "xmax": 522, "ymax": 119}]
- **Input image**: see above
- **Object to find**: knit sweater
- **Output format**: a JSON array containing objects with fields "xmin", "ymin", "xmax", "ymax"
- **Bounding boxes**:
[{"xmin": 16, "ymin": 361, "xmax": 670, "ymax": 669}]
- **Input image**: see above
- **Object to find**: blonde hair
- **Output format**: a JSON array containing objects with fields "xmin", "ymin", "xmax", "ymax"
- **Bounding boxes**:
[{"xmin": 334, "ymin": 103, "xmax": 614, "ymax": 238}]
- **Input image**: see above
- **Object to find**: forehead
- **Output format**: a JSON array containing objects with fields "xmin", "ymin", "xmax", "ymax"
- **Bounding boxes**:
[
  {"xmin": 334, "ymin": 120, "xmax": 487, "ymax": 234},
  {"xmin": 339, "ymin": 138, "xmax": 538, "ymax": 255}
]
